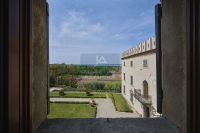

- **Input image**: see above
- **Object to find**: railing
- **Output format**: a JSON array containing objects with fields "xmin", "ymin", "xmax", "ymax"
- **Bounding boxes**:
[{"xmin": 133, "ymin": 89, "xmax": 152, "ymax": 105}]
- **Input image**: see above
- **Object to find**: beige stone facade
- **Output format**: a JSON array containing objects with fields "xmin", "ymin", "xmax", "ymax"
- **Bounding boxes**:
[{"xmin": 121, "ymin": 37, "xmax": 160, "ymax": 117}]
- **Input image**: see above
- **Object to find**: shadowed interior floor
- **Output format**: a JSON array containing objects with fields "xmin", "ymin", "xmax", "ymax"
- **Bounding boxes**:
[{"xmin": 37, "ymin": 118, "xmax": 180, "ymax": 133}]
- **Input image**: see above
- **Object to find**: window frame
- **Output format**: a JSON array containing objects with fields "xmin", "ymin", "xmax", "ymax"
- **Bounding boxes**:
[
  {"xmin": 130, "ymin": 61, "xmax": 133, "ymax": 67},
  {"xmin": 130, "ymin": 75, "xmax": 133, "ymax": 86},
  {"xmin": 123, "ymin": 85, "xmax": 126, "ymax": 95},
  {"xmin": 143, "ymin": 59, "xmax": 148, "ymax": 68}
]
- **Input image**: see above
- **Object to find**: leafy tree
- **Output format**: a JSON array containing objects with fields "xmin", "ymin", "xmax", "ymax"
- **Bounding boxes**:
[
  {"xmin": 104, "ymin": 82, "xmax": 113, "ymax": 90},
  {"xmin": 49, "ymin": 64, "xmax": 121, "ymax": 88},
  {"xmin": 49, "ymin": 73, "xmax": 56, "ymax": 87}
]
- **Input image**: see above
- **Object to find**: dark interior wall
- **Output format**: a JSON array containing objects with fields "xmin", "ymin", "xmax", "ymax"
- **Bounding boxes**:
[
  {"xmin": 32, "ymin": 0, "xmax": 48, "ymax": 132},
  {"xmin": 0, "ymin": 0, "xmax": 48, "ymax": 132},
  {"xmin": 0, "ymin": 0, "xmax": 5, "ymax": 132},
  {"xmin": 161, "ymin": 0, "xmax": 187, "ymax": 132},
  {"xmin": 1, "ymin": 0, "xmax": 32, "ymax": 132}
]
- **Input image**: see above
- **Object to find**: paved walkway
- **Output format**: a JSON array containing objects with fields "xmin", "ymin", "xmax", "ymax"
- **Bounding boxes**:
[
  {"xmin": 95, "ymin": 99, "xmax": 139, "ymax": 118},
  {"xmin": 50, "ymin": 98, "xmax": 91, "ymax": 103},
  {"xmin": 50, "ymin": 98, "xmax": 139, "ymax": 118}
]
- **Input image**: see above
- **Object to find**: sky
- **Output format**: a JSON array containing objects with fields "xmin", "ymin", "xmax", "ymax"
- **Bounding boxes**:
[{"xmin": 48, "ymin": 0, "xmax": 159, "ymax": 64}]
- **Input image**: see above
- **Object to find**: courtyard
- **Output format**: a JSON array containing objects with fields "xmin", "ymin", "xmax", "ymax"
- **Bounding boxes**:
[{"xmin": 48, "ymin": 92, "xmax": 139, "ymax": 118}]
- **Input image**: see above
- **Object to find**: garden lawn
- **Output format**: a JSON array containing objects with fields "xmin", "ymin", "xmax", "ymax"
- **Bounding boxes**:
[
  {"xmin": 50, "ymin": 91, "xmax": 106, "ymax": 98},
  {"xmin": 109, "ymin": 93, "xmax": 133, "ymax": 112},
  {"xmin": 48, "ymin": 103, "xmax": 96, "ymax": 118}
]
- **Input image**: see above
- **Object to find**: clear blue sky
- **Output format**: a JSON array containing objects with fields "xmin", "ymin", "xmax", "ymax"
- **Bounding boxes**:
[{"xmin": 48, "ymin": 0, "xmax": 159, "ymax": 64}]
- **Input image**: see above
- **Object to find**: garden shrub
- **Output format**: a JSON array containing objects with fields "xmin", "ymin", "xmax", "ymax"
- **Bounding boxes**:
[
  {"xmin": 85, "ymin": 89, "xmax": 91, "ymax": 96},
  {"xmin": 90, "ymin": 99, "xmax": 97, "ymax": 107},
  {"xmin": 59, "ymin": 89, "xmax": 65, "ymax": 96},
  {"xmin": 83, "ymin": 81, "xmax": 121, "ymax": 92}
]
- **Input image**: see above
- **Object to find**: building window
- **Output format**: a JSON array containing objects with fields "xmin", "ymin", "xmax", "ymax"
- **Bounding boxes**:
[
  {"xmin": 123, "ymin": 62, "xmax": 126, "ymax": 66},
  {"xmin": 143, "ymin": 59, "xmax": 148, "ymax": 68},
  {"xmin": 130, "ymin": 61, "xmax": 133, "ymax": 67},
  {"xmin": 130, "ymin": 89, "xmax": 133, "ymax": 103},
  {"xmin": 124, "ymin": 73, "xmax": 125, "ymax": 80},
  {"xmin": 130, "ymin": 76, "xmax": 133, "ymax": 86},
  {"xmin": 123, "ymin": 85, "xmax": 126, "ymax": 94}
]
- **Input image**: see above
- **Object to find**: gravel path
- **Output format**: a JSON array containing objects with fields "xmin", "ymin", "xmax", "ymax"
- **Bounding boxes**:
[
  {"xmin": 50, "ymin": 98, "xmax": 139, "ymax": 118},
  {"xmin": 95, "ymin": 99, "xmax": 139, "ymax": 118},
  {"xmin": 50, "ymin": 98, "xmax": 91, "ymax": 103}
]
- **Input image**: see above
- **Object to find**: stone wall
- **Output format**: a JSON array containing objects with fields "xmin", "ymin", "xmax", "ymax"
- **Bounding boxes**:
[
  {"xmin": 32, "ymin": 0, "xmax": 48, "ymax": 132},
  {"xmin": 161, "ymin": 0, "xmax": 187, "ymax": 132}
]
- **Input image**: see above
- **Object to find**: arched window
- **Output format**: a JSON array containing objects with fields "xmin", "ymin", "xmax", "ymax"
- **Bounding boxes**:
[{"xmin": 143, "ymin": 80, "xmax": 148, "ymax": 98}]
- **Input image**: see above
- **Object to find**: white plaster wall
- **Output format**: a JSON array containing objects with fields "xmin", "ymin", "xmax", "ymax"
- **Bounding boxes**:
[{"xmin": 122, "ymin": 52, "xmax": 157, "ymax": 116}]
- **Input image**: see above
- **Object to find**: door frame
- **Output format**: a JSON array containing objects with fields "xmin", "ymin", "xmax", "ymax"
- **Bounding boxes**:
[
  {"xmin": 143, "ymin": 106, "xmax": 150, "ymax": 118},
  {"xmin": 155, "ymin": 3, "xmax": 163, "ymax": 114},
  {"xmin": 186, "ymin": 0, "xmax": 200, "ymax": 132},
  {"xmin": 143, "ymin": 80, "xmax": 149, "ymax": 98},
  {"xmin": 0, "ymin": 0, "xmax": 8, "ymax": 132},
  {"xmin": 1, "ymin": 0, "xmax": 32, "ymax": 133}
]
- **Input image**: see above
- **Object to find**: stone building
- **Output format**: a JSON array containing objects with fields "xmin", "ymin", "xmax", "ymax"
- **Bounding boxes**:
[{"xmin": 121, "ymin": 37, "xmax": 160, "ymax": 117}]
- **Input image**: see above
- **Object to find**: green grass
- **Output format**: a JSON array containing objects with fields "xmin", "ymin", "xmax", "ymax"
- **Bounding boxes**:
[
  {"xmin": 48, "ymin": 103, "xmax": 96, "ymax": 118},
  {"xmin": 109, "ymin": 93, "xmax": 133, "ymax": 112},
  {"xmin": 50, "ymin": 91, "xmax": 107, "ymax": 98}
]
